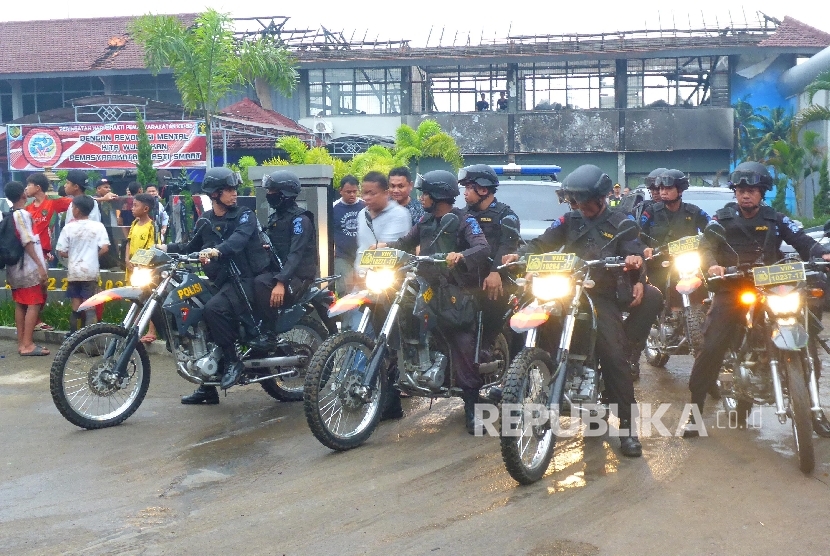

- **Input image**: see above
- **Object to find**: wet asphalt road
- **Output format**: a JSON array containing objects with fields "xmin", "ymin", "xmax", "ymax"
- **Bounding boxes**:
[{"xmin": 1, "ymin": 336, "xmax": 830, "ymax": 556}]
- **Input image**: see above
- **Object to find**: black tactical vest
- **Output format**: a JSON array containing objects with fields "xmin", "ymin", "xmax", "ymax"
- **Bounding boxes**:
[
  {"xmin": 204, "ymin": 206, "xmax": 270, "ymax": 280},
  {"xmin": 650, "ymin": 202, "xmax": 701, "ymax": 244},
  {"xmin": 468, "ymin": 200, "xmax": 513, "ymax": 258},
  {"xmin": 267, "ymin": 204, "xmax": 317, "ymax": 276},
  {"xmin": 715, "ymin": 205, "xmax": 777, "ymax": 265}
]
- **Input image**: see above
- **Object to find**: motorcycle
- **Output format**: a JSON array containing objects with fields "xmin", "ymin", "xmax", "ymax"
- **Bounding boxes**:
[
  {"xmin": 303, "ymin": 213, "xmax": 510, "ymax": 451},
  {"xmin": 707, "ymin": 222, "xmax": 824, "ymax": 474},
  {"xmin": 498, "ymin": 220, "xmax": 639, "ymax": 484},
  {"xmin": 49, "ymin": 247, "xmax": 337, "ymax": 429},
  {"xmin": 644, "ymin": 234, "xmax": 708, "ymax": 367}
]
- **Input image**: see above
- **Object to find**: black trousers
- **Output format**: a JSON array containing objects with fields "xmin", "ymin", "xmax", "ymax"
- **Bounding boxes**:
[
  {"xmin": 538, "ymin": 294, "xmax": 637, "ymax": 422},
  {"xmin": 624, "ymin": 283, "xmax": 664, "ymax": 352},
  {"xmin": 203, "ymin": 279, "xmax": 254, "ymax": 349},
  {"xmin": 253, "ymin": 274, "xmax": 309, "ymax": 333}
]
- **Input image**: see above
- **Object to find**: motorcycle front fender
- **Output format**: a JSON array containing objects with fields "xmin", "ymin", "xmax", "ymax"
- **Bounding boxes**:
[
  {"xmin": 328, "ymin": 290, "xmax": 371, "ymax": 318},
  {"xmin": 675, "ymin": 276, "xmax": 703, "ymax": 295},
  {"xmin": 771, "ymin": 322, "xmax": 809, "ymax": 351},
  {"xmin": 78, "ymin": 287, "xmax": 144, "ymax": 311},
  {"xmin": 510, "ymin": 302, "xmax": 558, "ymax": 333}
]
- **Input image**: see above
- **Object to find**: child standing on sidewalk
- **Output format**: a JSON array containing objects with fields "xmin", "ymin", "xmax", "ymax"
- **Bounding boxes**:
[
  {"xmin": 4, "ymin": 182, "xmax": 50, "ymax": 356},
  {"xmin": 55, "ymin": 195, "xmax": 110, "ymax": 334},
  {"xmin": 125, "ymin": 194, "xmax": 158, "ymax": 344}
]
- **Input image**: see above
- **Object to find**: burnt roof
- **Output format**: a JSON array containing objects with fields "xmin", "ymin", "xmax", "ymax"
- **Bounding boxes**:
[
  {"xmin": 0, "ymin": 14, "xmax": 198, "ymax": 76},
  {"xmin": 758, "ymin": 16, "xmax": 830, "ymax": 47}
]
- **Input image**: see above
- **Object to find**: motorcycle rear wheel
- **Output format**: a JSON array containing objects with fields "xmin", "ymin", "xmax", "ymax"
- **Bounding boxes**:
[
  {"xmin": 49, "ymin": 323, "xmax": 150, "ymax": 430},
  {"xmin": 303, "ymin": 331, "xmax": 386, "ymax": 451},
  {"xmin": 500, "ymin": 347, "xmax": 556, "ymax": 485},
  {"xmin": 784, "ymin": 354, "xmax": 814, "ymax": 474},
  {"xmin": 261, "ymin": 316, "xmax": 328, "ymax": 402},
  {"xmin": 481, "ymin": 332, "xmax": 510, "ymax": 388}
]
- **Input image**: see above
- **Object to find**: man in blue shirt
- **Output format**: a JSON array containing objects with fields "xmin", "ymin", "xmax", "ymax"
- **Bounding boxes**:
[
  {"xmin": 389, "ymin": 167, "xmax": 424, "ymax": 226},
  {"xmin": 332, "ymin": 175, "xmax": 365, "ymax": 297}
]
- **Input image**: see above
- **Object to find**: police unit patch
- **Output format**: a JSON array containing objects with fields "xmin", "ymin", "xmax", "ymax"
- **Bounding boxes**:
[
  {"xmin": 293, "ymin": 217, "xmax": 303, "ymax": 234},
  {"xmin": 480, "ymin": 217, "xmax": 492, "ymax": 222},
  {"xmin": 239, "ymin": 211, "xmax": 250, "ymax": 224},
  {"xmin": 601, "ymin": 231, "xmax": 614, "ymax": 239},
  {"xmin": 550, "ymin": 216, "xmax": 565, "ymax": 229},
  {"xmin": 781, "ymin": 216, "xmax": 799, "ymax": 233},
  {"xmin": 466, "ymin": 217, "xmax": 482, "ymax": 235}
]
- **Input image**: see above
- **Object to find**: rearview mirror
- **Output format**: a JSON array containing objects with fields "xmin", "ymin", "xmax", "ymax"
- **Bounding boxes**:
[
  {"xmin": 823, "ymin": 219, "xmax": 830, "ymax": 238},
  {"xmin": 615, "ymin": 218, "xmax": 639, "ymax": 242},
  {"xmin": 428, "ymin": 212, "xmax": 460, "ymax": 248},
  {"xmin": 704, "ymin": 220, "xmax": 727, "ymax": 244},
  {"xmin": 501, "ymin": 215, "xmax": 520, "ymax": 242}
]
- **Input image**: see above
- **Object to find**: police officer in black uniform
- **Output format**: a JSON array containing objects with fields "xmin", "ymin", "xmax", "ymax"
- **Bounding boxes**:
[
  {"xmin": 503, "ymin": 164, "xmax": 648, "ymax": 457},
  {"xmin": 633, "ymin": 167, "xmax": 668, "ymax": 222},
  {"xmin": 459, "ymin": 164, "xmax": 520, "ymax": 356},
  {"xmin": 252, "ymin": 171, "xmax": 318, "ymax": 344},
  {"xmin": 165, "ymin": 167, "xmax": 271, "ymax": 404},
  {"xmin": 684, "ymin": 161, "xmax": 830, "ymax": 437},
  {"xmin": 380, "ymin": 170, "xmax": 490, "ymax": 433}
]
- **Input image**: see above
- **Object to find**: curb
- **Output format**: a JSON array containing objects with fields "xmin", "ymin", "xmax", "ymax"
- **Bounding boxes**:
[{"xmin": 0, "ymin": 326, "xmax": 171, "ymax": 357}]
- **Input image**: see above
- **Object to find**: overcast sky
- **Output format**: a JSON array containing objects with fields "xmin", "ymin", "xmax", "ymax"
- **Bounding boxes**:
[{"xmin": 3, "ymin": 1, "xmax": 829, "ymax": 45}]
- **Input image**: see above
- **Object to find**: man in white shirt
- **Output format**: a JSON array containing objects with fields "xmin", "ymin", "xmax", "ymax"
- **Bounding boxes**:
[{"xmin": 354, "ymin": 171, "xmax": 412, "ymax": 267}]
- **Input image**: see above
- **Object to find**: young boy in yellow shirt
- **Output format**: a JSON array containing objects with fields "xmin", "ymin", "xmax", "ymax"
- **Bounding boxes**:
[{"xmin": 126, "ymin": 194, "xmax": 157, "ymax": 343}]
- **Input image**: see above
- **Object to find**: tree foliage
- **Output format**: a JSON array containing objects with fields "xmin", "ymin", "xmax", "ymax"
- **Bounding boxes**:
[
  {"xmin": 815, "ymin": 157, "xmax": 830, "ymax": 218},
  {"xmin": 131, "ymin": 9, "xmax": 297, "ymax": 118},
  {"xmin": 135, "ymin": 110, "xmax": 156, "ymax": 186}
]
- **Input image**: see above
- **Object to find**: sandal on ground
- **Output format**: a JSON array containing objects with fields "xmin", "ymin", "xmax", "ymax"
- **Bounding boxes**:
[
  {"xmin": 34, "ymin": 322, "xmax": 55, "ymax": 331},
  {"xmin": 140, "ymin": 334, "xmax": 157, "ymax": 344},
  {"xmin": 20, "ymin": 345, "xmax": 50, "ymax": 356}
]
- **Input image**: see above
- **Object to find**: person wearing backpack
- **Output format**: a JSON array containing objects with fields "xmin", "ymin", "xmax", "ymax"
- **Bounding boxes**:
[{"xmin": 1, "ymin": 181, "xmax": 49, "ymax": 356}]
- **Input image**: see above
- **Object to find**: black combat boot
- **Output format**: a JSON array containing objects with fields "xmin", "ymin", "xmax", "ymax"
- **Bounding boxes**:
[
  {"xmin": 462, "ymin": 392, "xmax": 478, "ymax": 435},
  {"xmin": 181, "ymin": 385, "xmax": 219, "ymax": 405},
  {"xmin": 380, "ymin": 389, "xmax": 404, "ymax": 421},
  {"xmin": 220, "ymin": 346, "xmax": 243, "ymax": 390},
  {"xmin": 618, "ymin": 419, "xmax": 642, "ymax": 457}
]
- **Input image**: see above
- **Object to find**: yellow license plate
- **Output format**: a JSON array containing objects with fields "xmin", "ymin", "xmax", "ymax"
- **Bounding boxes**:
[
  {"xmin": 526, "ymin": 253, "xmax": 577, "ymax": 273},
  {"xmin": 130, "ymin": 249, "xmax": 154, "ymax": 265},
  {"xmin": 359, "ymin": 248, "xmax": 399, "ymax": 268},
  {"xmin": 667, "ymin": 235, "xmax": 701, "ymax": 256},
  {"xmin": 753, "ymin": 262, "xmax": 806, "ymax": 286}
]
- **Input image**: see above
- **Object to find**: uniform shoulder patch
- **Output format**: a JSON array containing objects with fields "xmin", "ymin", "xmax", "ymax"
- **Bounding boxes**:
[
  {"xmin": 550, "ymin": 216, "xmax": 565, "ymax": 229},
  {"xmin": 466, "ymin": 217, "xmax": 482, "ymax": 235},
  {"xmin": 293, "ymin": 216, "xmax": 303, "ymax": 235},
  {"xmin": 781, "ymin": 215, "xmax": 800, "ymax": 233},
  {"xmin": 238, "ymin": 210, "xmax": 251, "ymax": 224}
]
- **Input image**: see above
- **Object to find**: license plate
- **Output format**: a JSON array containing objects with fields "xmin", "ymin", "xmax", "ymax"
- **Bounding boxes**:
[
  {"xmin": 359, "ymin": 248, "xmax": 400, "ymax": 268},
  {"xmin": 130, "ymin": 249, "xmax": 154, "ymax": 265},
  {"xmin": 526, "ymin": 253, "xmax": 577, "ymax": 273},
  {"xmin": 667, "ymin": 235, "xmax": 701, "ymax": 256},
  {"xmin": 752, "ymin": 262, "xmax": 806, "ymax": 286}
]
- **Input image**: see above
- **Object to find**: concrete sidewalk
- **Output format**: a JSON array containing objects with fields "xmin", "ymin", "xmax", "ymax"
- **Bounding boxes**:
[{"xmin": 0, "ymin": 325, "xmax": 170, "ymax": 356}]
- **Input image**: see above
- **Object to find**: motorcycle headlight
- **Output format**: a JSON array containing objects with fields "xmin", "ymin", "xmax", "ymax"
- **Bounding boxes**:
[
  {"xmin": 766, "ymin": 292, "xmax": 801, "ymax": 315},
  {"xmin": 129, "ymin": 267, "xmax": 154, "ymax": 288},
  {"xmin": 365, "ymin": 268, "xmax": 396, "ymax": 293},
  {"xmin": 674, "ymin": 252, "xmax": 701, "ymax": 275},
  {"xmin": 531, "ymin": 274, "xmax": 573, "ymax": 302}
]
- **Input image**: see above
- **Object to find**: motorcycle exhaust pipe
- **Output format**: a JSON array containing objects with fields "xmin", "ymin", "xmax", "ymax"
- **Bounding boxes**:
[{"xmin": 242, "ymin": 355, "xmax": 306, "ymax": 369}]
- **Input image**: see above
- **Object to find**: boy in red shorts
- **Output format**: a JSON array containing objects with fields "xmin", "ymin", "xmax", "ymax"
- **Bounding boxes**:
[{"xmin": 4, "ymin": 182, "xmax": 50, "ymax": 356}]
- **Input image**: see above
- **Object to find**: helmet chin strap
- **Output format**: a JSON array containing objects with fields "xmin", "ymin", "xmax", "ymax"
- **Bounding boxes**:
[
  {"xmin": 211, "ymin": 192, "xmax": 234, "ymax": 211},
  {"xmin": 466, "ymin": 187, "xmax": 492, "ymax": 211}
]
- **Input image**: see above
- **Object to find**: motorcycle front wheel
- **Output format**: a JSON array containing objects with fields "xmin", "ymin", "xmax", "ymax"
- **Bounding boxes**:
[
  {"xmin": 685, "ymin": 306, "xmax": 706, "ymax": 356},
  {"xmin": 500, "ymin": 347, "xmax": 556, "ymax": 485},
  {"xmin": 49, "ymin": 323, "xmax": 151, "ymax": 430},
  {"xmin": 261, "ymin": 315, "xmax": 329, "ymax": 402},
  {"xmin": 644, "ymin": 326, "xmax": 670, "ymax": 367},
  {"xmin": 303, "ymin": 331, "xmax": 386, "ymax": 451},
  {"xmin": 783, "ymin": 353, "xmax": 814, "ymax": 474}
]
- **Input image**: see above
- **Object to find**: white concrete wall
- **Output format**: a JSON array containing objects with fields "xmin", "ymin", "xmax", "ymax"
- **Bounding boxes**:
[{"xmin": 298, "ymin": 115, "xmax": 403, "ymax": 140}]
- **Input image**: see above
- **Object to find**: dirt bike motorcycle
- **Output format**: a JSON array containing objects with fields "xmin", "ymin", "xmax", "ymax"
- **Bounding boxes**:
[
  {"xmin": 304, "ymin": 213, "xmax": 509, "ymax": 451},
  {"xmin": 498, "ymin": 220, "xmax": 639, "ymax": 484},
  {"xmin": 707, "ymin": 223, "xmax": 825, "ymax": 474},
  {"xmin": 50, "ymin": 247, "xmax": 337, "ymax": 430},
  {"xmin": 644, "ymin": 234, "xmax": 708, "ymax": 366}
]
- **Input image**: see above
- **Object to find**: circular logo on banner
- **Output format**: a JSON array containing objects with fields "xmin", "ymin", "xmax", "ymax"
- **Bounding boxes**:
[{"xmin": 22, "ymin": 128, "xmax": 62, "ymax": 167}]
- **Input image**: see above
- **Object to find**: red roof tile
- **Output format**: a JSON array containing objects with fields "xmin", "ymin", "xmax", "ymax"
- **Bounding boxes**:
[
  {"xmin": 757, "ymin": 16, "xmax": 830, "ymax": 48},
  {"xmin": 0, "ymin": 14, "xmax": 198, "ymax": 75},
  {"xmin": 219, "ymin": 98, "xmax": 311, "ymax": 135}
]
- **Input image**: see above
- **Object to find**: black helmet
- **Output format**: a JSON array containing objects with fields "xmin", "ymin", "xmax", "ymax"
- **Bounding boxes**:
[
  {"xmin": 645, "ymin": 167, "xmax": 668, "ymax": 189},
  {"xmin": 415, "ymin": 170, "xmax": 460, "ymax": 201},
  {"xmin": 458, "ymin": 164, "xmax": 499, "ymax": 189},
  {"xmin": 261, "ymin": 170, "xmax": 302, "ymax": 198},
  {"xmin": 729, "ymin": 161, "xmax": 773, "ymax": 192},
  {"xmin": 201, "ymin": 167, "xmax": 240, "ymax": 195},
  {"xmin": 560, "ymin": 164, "xmax": 613, "ymax": 203},
  {"xmin": 655, "ymin": 169, "xmax": 689, "ymax": 192}
]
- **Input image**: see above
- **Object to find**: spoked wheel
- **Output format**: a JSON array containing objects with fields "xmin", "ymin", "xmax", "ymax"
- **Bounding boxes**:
[
  {"xmin": 49, "ymin": 323, "xmax": 150, "ymax": 429},
  {"xmin": 261, "ymin": 316, "xmax": 328, "ymax": 402},
  {"xmin": 481, "ymin": 333, "xmax": 510, "ymax": 388},
  {"xmin": 783, "ymin": 354, "xmax": 814, "ymax": 474},
  {"xmin": 500, "ymin": 347, "xmax": 556, "ymax": 485},
  {"xmin": 644, "ymin": 326, "xmax": 670, "ymax": 367},
  {"xmin": 303, "ymin": 331, "xmax": 386, "ymax": 451}
]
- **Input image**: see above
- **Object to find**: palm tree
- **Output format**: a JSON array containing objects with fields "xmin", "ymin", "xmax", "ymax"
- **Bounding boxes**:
[
  {"xmin": 793, "ymin": 69, "xmax": 830, "ymax": 131},
  {"xmin": 751, "ymin": 106, "xmax": 793, "ymax": 161},
  {"xmin": 131, "ymin": 10, "xmax": 298, "ymax": 166}
]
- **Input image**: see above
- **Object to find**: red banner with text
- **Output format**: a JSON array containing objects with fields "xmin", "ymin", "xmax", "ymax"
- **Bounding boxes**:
[{"xmin": 6, "ymin": 120, "xmax": 207, "ymax": 171}]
